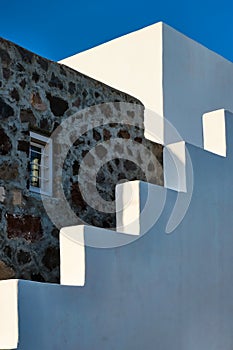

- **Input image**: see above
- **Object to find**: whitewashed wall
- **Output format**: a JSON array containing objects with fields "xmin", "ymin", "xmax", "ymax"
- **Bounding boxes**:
[
  {"xmin": 1, "ymin": 110, "xmax": 233, "ymax": 349},
  {"xmin": 60, "ymin": 22, "xmax": 233, "ymax": 147}
]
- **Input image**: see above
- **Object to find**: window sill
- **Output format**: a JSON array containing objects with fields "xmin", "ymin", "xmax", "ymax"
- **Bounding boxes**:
[{"xmin": 30, "ymin": 186, "xmax": 53, "ymax": 197}]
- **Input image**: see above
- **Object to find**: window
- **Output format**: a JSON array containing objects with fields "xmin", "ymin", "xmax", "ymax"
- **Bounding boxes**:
[{"xmin": 29, "ymin": 132, "xmax": 53, "ymax": 196}]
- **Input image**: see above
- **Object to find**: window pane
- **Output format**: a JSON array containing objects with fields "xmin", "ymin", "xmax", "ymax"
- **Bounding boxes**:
[
  {"xmin": 29, "ymin": 132, "xmax": 52, "ymax": 196},
  {"xmin": 30, "ymin": 145, "xmax": 42, "ymax": 188}
]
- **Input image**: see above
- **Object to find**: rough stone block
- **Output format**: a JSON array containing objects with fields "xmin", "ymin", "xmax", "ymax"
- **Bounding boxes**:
[
  {"xmin": 0, "ymin": 187, "xmax": 6, "ymax": 202},
  {"xmin": 47, "ymin": 93, "xmax": 68, "ymax": 116},
  {"xmin": 30, "ymin": 92, "xmax": 47, "ymax": 111},
  {"xmin": 0, "ymin": 261, "xmax": 15, "ymax": 280},
  {"xmin": 20, "ymin": 109, "xmax": 36, "ymax": 125},
  {"xmin": 7, "ymin": 214, "xmax": 42, "ymax": 242},
  {"xmin": 12, "ymin": 190, "xmax": 22, "ymax": 206},
  {"xmin": 0, "ymin": 162, "xmax": 18, "ymax": 180},
  {"xmin": 0, "ymin": 97, "xmax": 14, "ymax": 119}
]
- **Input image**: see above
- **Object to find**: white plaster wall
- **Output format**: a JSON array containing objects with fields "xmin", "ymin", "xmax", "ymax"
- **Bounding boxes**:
[
  {"xmin": 59, "ymin": 22, "xmax": 233, "ymax": 148},
  {"xmin": 59, "ymin": 23, "xmax": 163, "ymax": 115},
  {"xmin": 162, "ymin": 24, "xmax": 233, "ymax": 147},
  {"xmin": 60, "ymin": 226, "xmax": 85, "ymax": 286},
  {"xmin": 2, "ymin": 111, "xmax": 233, "ymax": 349},
  {"xmin": 0, "ymin": 280, "xmax": 19, "ymax": 349},
  {"xmin": 203, "ymin": 109, "xmax": 226, "ymax": 156},
  {"xmin": 59, "ymin": 23, "xmax": 164, "ymax": 143}
]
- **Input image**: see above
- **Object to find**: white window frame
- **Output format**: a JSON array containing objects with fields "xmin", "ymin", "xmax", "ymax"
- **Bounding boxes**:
[{"xmin": 29, "ymin": 131, "xmax": 53, "ymax": 196}]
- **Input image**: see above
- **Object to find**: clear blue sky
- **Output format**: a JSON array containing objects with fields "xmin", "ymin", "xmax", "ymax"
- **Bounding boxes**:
[{"xmin": 0, "ymin": 0, "xmax": 232, "ymax": 62}]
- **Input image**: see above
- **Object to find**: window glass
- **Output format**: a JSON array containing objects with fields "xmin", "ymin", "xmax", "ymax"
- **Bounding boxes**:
[
  {"xmin": 30, "ymin": 145, "xmax": 43, "ymax": 188},
  {"xmin": 29, "ymin": 132, "xmax": 52, "ymax": 196}
]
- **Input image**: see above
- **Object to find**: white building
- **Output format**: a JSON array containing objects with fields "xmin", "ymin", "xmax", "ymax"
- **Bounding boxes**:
[{"xmin": 1, "ymin": 22, "xmax": 233, "ymax": 350}]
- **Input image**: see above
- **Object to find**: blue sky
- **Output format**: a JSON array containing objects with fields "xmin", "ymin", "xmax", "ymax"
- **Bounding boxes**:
[{"xmin": 0, "ymin": 0, "xmax": 232, "ymax": 62}]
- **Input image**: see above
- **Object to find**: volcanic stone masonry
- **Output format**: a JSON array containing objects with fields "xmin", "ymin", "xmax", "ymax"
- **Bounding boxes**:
[{"xmin": 0, "ymin": 36, "xmax": 163, "ymax": 283}]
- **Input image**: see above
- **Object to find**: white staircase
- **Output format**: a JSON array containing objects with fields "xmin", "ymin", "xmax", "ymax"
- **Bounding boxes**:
[
  {"xmin": 2, "ymin": 20, "xmax": 233, "ymax": 348},
  {"xmin": 1, "ymin": 109, "xmax": 233, "ymax": 349}
]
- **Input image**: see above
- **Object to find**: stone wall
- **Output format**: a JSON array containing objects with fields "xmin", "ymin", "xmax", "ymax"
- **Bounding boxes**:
[{"xmin": 0, "ymin": 37, "xmax": 163, "ymax": 282}]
